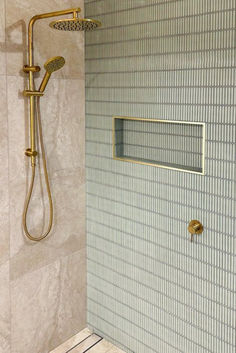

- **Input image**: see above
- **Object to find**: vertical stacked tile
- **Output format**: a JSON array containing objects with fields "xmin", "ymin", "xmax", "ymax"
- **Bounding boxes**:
[{"xmin": 85, "ymin": 1, "xmax": 236, "ymax": 353}]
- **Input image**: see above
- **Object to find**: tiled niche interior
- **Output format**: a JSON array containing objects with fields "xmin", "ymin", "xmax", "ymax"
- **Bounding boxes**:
[{"xmin": 113, "ymin": 117, "xmax": 205, "ymax": 174}]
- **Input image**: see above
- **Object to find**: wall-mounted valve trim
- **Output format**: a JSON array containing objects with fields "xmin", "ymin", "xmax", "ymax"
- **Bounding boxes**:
[{"xmin": 188, "ymin": 220, "xmax": 204, "ymax": 242}]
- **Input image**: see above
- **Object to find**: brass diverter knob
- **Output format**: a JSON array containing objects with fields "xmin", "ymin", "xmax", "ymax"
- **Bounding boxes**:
[{"xmin": 188, "ymin": 220, "xmax": 203, "ymax": 242}]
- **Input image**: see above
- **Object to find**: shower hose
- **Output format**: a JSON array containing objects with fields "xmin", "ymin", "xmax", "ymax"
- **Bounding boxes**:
[{"xmin": 23, "ymin": 97, "xmax": 53, "ymax": 241}]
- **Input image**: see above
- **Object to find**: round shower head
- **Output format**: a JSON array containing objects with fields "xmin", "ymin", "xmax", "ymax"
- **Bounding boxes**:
[
  {"xmin": 49, "ymin": 18, "xmax": 101, "ymax": 31},
  {"xmin": 44, "ymin": 56, "xmax": 65, "ymax": 73}
]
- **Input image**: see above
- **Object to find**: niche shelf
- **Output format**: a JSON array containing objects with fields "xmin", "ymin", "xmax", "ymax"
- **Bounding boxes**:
[{"xmin": 113, "ymin": 116, "xmax": 205, "ymax": 174}]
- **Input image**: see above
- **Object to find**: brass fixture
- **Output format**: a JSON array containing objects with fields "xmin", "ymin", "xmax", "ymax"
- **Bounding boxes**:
[
  {"xmin": 23, "ymin": 65, "xmax": 41, "ymax": 73},
  {"xmin": 50, "ymin": 17, "xmax": 101, "ymax": 31},
  {"xmin": 23, "ymin": 7, "xmax": 101, "ymax": 241},
  {"xmin": 25, "ymin": 148, "xmax": 38, "ymax": 157},
  {"xmin": 188, "ymin": 220, "xmax": 204, "ymax": 242},
  {"xmin": 23, "ymin": 90, "xmax": 44, "ymax": 97},
  {"xmin": 39, "ymin": 56, "xmax": 65, "ymax": 93}
]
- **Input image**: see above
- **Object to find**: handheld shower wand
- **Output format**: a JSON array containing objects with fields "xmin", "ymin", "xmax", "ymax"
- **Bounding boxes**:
[
  {"xmin": 23, "ymin": 56, "xmax": 65, "ymax": 97},
  {"xmin": 39, "ymin": 56, "xmax": 65, "ymax": 92},
  {"xmin": 23, "ymin": 7, "xmax": 101, "ymax": 241}
]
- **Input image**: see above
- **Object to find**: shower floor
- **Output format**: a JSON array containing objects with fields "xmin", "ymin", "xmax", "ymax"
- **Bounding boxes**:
[{"xmin": 50, "ymin": 328, "xmax": 126, "ymax": 353}]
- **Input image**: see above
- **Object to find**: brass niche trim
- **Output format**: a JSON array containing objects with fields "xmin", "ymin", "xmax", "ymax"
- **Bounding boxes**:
[{"xmin": 112, "ymin": 116, "xmax": 206, "ymax": 175}]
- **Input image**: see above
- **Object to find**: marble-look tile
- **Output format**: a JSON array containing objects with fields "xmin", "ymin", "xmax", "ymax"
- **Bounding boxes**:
[
  {"xmin": 7, "ymin": 76, "xmax": 85, "ymax": 185},
  {"xmin": 6, "ymin": 0, "xmax": 84, "ymax": 78},
  {"xmin": 0, "ymin": 76, "xmax": 9, "ymax": 266},
  {"xmin": 50, "ymin": 328, "xmax": 92, "ymax": 353},
  {"xmin": 4, "ymin": 1, "xmax": 86, "ymax": 352},
  {"xmin": 7, "ymin": 76, "xmax": 28, "ymax": 185},
  {"xmin": 0, "ymin": 0, "xmax": 6, "ymax": 75},
  {"xmin": 38, "ymin": 77, "xmax": 85, "ymax": 175},
  {"xmin": 0, "ymin": 262, "xmax": 10, "ymax": 353},
  {"xmin": 10, "ymin": 169, "xmax": 86, "ymax": 280},
  {"xmin": 50, "ymin": 250, "xmax": 87, "ymax": 349},
  {"xmin": 11, "ymin": 249, "xmax": 86, "ymax": 353}
]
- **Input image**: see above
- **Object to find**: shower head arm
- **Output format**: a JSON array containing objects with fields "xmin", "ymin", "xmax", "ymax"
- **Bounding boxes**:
[
  {"xmin": 30, "ymin": 7, "xmax": 81, "ymax": 23},
  {"xmin": 28, "ymin": 7, "xmax": 81, "ymax": 67}
]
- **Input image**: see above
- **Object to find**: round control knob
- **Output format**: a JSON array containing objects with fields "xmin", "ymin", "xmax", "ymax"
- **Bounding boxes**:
[{"xmin": 188, "ymin": 220, "xmax": 203, "ymax": 242}]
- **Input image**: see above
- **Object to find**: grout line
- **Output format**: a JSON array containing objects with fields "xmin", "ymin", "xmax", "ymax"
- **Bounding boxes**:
[
  {"xmin": 86, "ymin": 27, "xmax": 236, "ymax": 48},
  {"xmin": 85, "ymin": 46, "xmax": 235, "ymax": 61}
]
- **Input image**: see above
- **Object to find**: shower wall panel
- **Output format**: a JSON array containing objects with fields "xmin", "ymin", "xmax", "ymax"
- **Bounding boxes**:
[
  {"xmin": 0, "ymin": 1, "xmax": 86, "ymax": 352},
  {"xmin": 85, "ymin": 1, "xmax": 236, "ymax": 353}
]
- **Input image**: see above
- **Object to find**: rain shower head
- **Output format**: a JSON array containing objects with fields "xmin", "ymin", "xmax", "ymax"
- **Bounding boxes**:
[{"xmin": 49, "ymin": 18, "xmax": 101, "ymax": 31}]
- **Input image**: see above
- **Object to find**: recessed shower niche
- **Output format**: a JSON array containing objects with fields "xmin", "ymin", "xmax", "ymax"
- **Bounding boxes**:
[{"xmin": 113, "ymin": 116, "xmax": 205, "ymax": 174}]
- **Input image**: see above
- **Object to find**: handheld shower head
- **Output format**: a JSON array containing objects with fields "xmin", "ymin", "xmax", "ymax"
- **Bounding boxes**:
[
  {"xmin": 49, "ymin": 18, "xmax": 101, "ymax": 31},
  {"xmin": 39, "ymin": 56, "xmax": 65, "ymax": 92},
  {"xmin": 44, "ymin": 56, "xmax": 65, "ymax": 73}
]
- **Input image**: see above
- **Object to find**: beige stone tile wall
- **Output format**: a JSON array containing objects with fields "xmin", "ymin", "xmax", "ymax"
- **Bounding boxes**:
[
  {"xmin": 0, "ymin": 0, "xmax": 10, "ymax": 351},
  {"xmin": 0, "ymin": 262, "xmax": 10, "ymax": 353},
  {"xmin": 0, "ymin": 1, "xmax": 86, "ymax": 352}
]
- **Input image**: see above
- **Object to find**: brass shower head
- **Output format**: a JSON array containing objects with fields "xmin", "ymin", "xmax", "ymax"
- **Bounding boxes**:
[
  {"xmin": 49, "ymin": 18, "xmax": 101, "ymax": 31},
  {"xmin": 44, "ymin": 56, "xmax": 65, "ymax": 73},
  {"xmin": 39, "ymin": 56, "xmax": 65, "ymax": 92}
]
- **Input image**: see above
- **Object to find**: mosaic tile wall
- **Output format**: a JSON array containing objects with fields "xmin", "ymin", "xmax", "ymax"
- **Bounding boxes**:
[{"xmin": 85, "ymin": 1, "xmax": 236, "ymax": 352}]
